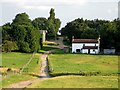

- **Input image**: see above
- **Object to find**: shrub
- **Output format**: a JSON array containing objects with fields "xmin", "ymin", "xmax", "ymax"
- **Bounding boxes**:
[{"xmin": 2, "ymin": 40, "xmax": 18, "ymax": 52}]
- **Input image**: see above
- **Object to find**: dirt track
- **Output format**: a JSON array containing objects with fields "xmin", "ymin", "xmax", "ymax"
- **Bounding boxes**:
[{"xmin": 3, "ymin": 37, "xmax": 65, "ymax": 89}]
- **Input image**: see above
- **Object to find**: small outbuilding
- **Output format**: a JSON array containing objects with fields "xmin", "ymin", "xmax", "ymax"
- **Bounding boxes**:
[{"xmin": 103, "ymin": 49, "xmax": 116, "ymax": 54}]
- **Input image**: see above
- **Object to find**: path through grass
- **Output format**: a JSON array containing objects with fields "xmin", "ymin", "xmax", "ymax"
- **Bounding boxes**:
[{"xmin": 1, "ymin": 52, "xmax": 41, "ymax": 88}]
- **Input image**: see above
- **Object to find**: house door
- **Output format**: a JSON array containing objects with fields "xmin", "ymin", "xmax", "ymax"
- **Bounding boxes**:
[
  {"xmin": 76, "ymin": 49, "xmax": 80, "ymax": 53},
  {"xmin": 88, "ymin": 49, "xmax": 90, "ymax": 54}
]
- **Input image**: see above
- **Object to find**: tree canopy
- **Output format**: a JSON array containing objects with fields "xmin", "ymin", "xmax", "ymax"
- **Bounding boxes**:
[
  {"xmin": 2, "ymin": 13, "xmax": 40, "ymax": 52},
  {"xmin": 61, "ymin": 18, "xmax": 120, "ymax": 52},
  {"xmin": 47, "ymin": 8, "xmax": 61, "ymax": 39}
]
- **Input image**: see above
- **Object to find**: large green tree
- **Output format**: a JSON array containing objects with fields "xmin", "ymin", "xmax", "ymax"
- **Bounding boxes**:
[
  {"xmin": 61, "ymin": 18, "xmax": 98, "ymax": 42},
  {"xmin": 47, "ymin": 8, "xmax": 61, "ymax": 39},
  {"xmin": 11, "ymin": 13, "xmax": 40, "ymax": 52},
  {"xmin": 32, "ymin": 17, "xmax": 48, "ymax": 30},
  {"xmin": 2, "ymin": 13, "xmax": 41, "ymax": 53}
]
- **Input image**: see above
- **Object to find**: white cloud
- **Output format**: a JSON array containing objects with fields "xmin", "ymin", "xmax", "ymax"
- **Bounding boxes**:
[
  {"xmin": 1, "ymin": 0, "xmax": 88, "ymax": 11},
  {"xmin": 1, "ymin": 0, "xmax": 88, "ymax": 6},
  {"xmin": 0, "ymin": 0, "xmax": 20, "ymax": 3},
  {"xmin": 107, "ymin": 9, "xmax": 112, "ymax": 14},
  {"xmin": 24, "ymin": 6, "xmax": 54, "ymax": 10}
]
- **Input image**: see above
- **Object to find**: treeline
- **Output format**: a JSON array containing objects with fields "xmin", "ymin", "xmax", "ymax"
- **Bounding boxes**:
[
  {"xmin": 61, "ymin": 18, "xmax": 120, "ymax": 52},
  {"xmin": 2, "ymin": 8, "xmax": 61, "ymax": 53}
]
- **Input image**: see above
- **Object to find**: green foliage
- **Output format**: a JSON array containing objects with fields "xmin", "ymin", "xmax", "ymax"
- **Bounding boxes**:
[
  {"xmin": 18, "ymin": 41, "xmax": 31, "ymax": 53},
  {"xmin": 31, "ymin": 8, "xmax": 61, "ymax": 40},
  {"xmin": 47, "ymin": 8, "xmax": 61, "ymax": 39},
  {"xmin": 61, "ymin": 18, "xmax": 120, "ymax": 52},
  {"xmin": 2, "ymin": 23, "xmax": 12, "ymax": 41},
  {"xmin": 12, "ymin": 13, "xmax": 32, "ymax": 26},
  {"xmin": 61, "ymin": 18, "xmax": 89, "ymax": 42},
  {"xmin": 2, "ymin": 40, "xmax": 18, "ymax": 52},
  {"xmin": 11, "ymin": 25, "xmax": 27, "ymax": 41},
  {"xmin": 32, "ymin": 17, "xmax": 48, "ymax": 30},
  {"xmin": 81, "ymin": 28, "xmax": 99, "ymax": 39},
  {"xmin": 2, "ymin": 12, "xmax": 41, "ymax": 53},
  {"xmin": 113, "ymin": 19, "xmax": 120, "ymax": 52}
]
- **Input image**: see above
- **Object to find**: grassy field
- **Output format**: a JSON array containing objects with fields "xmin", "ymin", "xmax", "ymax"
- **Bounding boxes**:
[
  {"xmin": 1, "ymin": 52, "xmax": 41, "ymax": 88},
  {"xmin": 25, "ymin": 50, "xmax": 119, "ymax": 88},
  {"xmin": 2, "ymin": 52, "xmax": 32, "ymax": 69},
  {"xmin": 49, "ymin": 54, "xmax": 118, "ymax": 76},
  {"xmin": 1, "ymin": 47, "xmax": 119, "ymax": 88},
  {"xmin": 27, "ymin": 76, "xmax": 118, "ymax": 88}
]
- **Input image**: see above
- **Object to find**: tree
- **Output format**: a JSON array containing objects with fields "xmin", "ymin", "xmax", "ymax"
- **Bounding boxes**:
[
  {"xmin": 10, "ymin": 13, "xmax": 40, "ymax": 52},
  {"xmin": 47, "ymin": 8, "xmax": 61, "ymax": 39},
  {"xmin": 114, "ymin": 18, "xmax": 120, "ymax": 52},
  {"xmin": 12, "ymin": 12, "xmax": 32, "ymax": 26},
  {"xmin": 32, "ymin": 17, "xmax": 48, "ymax": 30},
  {"xmin": 61, "ymin": 18, "xmax": 89, "ymax": 42},
  {"xmin": 2, "ymin": 23, "xmax": 12, "ymax": 41},
  {"xmin": 2, "ymin": 40, "xmax": 18, "ymax": 52}
]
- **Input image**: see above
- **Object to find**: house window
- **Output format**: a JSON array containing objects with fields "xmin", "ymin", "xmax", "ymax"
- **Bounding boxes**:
[
  {"xmin": 93, "ymin": 49, "xmax": 95, "ymax": 52},
  {"xmin": 83, "ymin": 44, "xmax": 85, "ymax": 46},
  {"xmin": 76, "ymin": 49, "xmax": 80, "ymax": 53}
]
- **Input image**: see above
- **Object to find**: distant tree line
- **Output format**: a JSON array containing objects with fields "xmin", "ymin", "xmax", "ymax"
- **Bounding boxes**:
[
  {"xmin": 61, "ymin": 18, "xmax": 120, "ymax": 52},
  {"xmin": 2, "ymin": 8, "xmax": 61, "ymax": 53}
]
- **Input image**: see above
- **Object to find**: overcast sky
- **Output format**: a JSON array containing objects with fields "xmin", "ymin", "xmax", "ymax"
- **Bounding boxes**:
[{"xmin": 0, "ymin": 0, "xmax": 120, "ymax": 28}]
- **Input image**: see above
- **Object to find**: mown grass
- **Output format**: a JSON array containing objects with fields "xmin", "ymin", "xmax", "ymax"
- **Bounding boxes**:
[
  {"xmin": 49, "ymin": 54, "xmax": 118, "ymax": 76},
  {"xmin": 27, "ymin": 76, "xmax": 118, "ymax": 88},
  {"xmin": 1, "ymin": 52, "xmax": 41, "ymax": 88}
]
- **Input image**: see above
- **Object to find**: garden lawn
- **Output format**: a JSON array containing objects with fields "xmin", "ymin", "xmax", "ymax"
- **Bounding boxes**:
[{"xmin": 49, "ymin": 54, "xmax": 118, "ymax": 76}]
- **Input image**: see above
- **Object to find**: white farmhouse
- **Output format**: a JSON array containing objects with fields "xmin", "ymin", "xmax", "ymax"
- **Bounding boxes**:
[{"xmin": 72, "ymin": 37, "xmax": 100, "ymax": 54}]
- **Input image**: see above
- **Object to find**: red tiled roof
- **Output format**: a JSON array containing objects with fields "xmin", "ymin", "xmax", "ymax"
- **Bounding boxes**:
[
  {"xmin": 83, "ymin": 46, "xmax": 98, "ymax": 49},
  {"xmin": 72, "ymin": 39, "xmax": 98, "ymax": 43}
]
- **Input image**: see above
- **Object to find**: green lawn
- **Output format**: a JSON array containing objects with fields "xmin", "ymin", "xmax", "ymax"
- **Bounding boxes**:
[
  {"xmin": 1, "ymin": 52, "xmax": 41, "ymax": 88},
  {"xmin": 49, "ymin": 54, "xmax": 118, "ymax": 76},
  {"xmin": 27, "ymin": 76, "xmax": 118, "ymax": 88}
]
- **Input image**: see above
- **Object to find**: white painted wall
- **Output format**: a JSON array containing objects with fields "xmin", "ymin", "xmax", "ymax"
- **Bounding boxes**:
[
  {"xmin": 82, "ymin": 49, "xmax": 88, "ymax": 53},
  {"xmin": 72, "ymin": 43, "xmax": 83, "ymax": 53},
  {"xmin": 72, "ymin": 43, "xmax": 99, "ymax": 54}
]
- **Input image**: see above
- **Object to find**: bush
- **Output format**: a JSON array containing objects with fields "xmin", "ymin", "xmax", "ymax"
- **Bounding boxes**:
[{"xmin": 2, "ymin": 40, "xmax": 18, "ymax": 52}]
